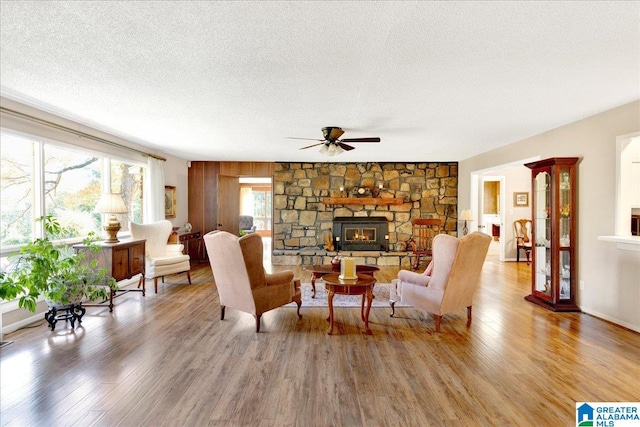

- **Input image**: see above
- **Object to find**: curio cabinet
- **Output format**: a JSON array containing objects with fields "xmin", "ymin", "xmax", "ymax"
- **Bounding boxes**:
[{"xmin": 524, "ymin": 157, "xmax": 580, "ymax": 311}]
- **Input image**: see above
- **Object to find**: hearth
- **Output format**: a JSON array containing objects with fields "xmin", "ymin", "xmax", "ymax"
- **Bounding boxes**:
[{"xmin": 333, "ymin": 217, "xmax": 388, "ymax": 251}]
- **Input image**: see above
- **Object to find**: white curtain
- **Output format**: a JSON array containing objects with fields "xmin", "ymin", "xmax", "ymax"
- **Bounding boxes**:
[{"xmin": 145, "ymin": 157, "xmax": 165, "ymax": 223}]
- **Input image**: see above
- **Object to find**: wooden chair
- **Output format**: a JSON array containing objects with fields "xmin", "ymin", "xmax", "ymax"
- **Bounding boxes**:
[
  {"xmin": 514, "ymin": 219, "xmax": 532, "ymax": 265},
  {"xmin": 406, "ymin": 218, "xmax": 442, "ymax": 270}
]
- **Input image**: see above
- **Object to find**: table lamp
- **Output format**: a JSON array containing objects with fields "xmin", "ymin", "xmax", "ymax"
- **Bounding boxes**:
[
  {"xmin": 460, "ymin": 209, "xmax": 474, "ymax": 236},
  {"xmin": 95, "ymin": 193, "xmax": 128, "ymax": 243}
]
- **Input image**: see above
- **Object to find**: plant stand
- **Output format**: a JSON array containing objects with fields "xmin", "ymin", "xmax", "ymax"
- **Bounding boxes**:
[{"xmin": 44, "ymin": 303, "xmax": 85, "ymax": 331}]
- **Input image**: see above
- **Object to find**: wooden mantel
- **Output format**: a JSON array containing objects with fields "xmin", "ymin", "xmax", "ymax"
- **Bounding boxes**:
[{"xmin": 322, "ymin": 197, "xmax": 405, "ymax": 206}]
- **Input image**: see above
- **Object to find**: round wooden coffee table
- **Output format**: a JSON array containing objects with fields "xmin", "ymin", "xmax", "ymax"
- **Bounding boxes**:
[
  {"xmin": 303, "ymin": 264, "xmax": 380, "ymax": 298},
  {"xmin": 321, "ymin": 273, "xmax": 376, "ymax": 335}
]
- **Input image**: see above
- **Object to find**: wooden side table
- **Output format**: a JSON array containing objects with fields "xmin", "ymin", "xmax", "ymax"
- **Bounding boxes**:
[
  {"xmin": 74, "ymin": 238, "xmax": 146, "ymax": 311},
  {"xmin": 321, "ymin": 273, "xmax": 376, "ymax": 335}
]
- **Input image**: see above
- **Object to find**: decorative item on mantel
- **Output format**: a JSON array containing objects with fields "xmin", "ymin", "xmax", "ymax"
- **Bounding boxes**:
[{"xmin": 352, "ymin": 186, "xmax": 371, "ymax": 197}]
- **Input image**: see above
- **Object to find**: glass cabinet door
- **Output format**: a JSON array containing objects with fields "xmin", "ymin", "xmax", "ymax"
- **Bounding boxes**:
[
  {"xmin": 558, "ymin": 167, "xmax": 572, "ymax": 299},
  {"xmin": 534, "ymin": 170, "xmax": 551, "ymax": 297}
]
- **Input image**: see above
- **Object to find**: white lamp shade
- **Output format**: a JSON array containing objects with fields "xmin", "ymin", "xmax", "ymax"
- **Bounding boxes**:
[
  {"xmin": 95, "ymin": 193, "xmax": 128, "ymax": 214},
  {"xmin": 320, "ymin": 143, "xmax": 344, "ymax": 156},
  {"xmin": 460, "ymin": 209, "xmax": 474, "ymax": 221}
]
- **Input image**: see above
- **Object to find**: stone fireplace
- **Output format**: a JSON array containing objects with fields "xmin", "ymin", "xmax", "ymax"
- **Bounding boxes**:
[
  {"xmin": 272, "ymin": 161, "xmax": 458, "ymax": 267},
  {"xmin": 333, "ymin": 217, "xmax": 388, "ymax": 251}
]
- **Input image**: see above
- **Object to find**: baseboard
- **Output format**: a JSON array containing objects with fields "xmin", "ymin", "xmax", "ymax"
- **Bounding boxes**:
[
  {"xmin": 1, "ymin": 312, "xmax": 43, "ymax": 335},
  {"xmin": 581, "ymin": 307, "xmax": 640, "ymax": 333}
]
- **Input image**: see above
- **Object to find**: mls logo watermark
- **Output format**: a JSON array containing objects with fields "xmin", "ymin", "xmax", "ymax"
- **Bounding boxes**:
[{"xmin": 577, "ymin": 402, "xmax": 640, "ymax": 427}]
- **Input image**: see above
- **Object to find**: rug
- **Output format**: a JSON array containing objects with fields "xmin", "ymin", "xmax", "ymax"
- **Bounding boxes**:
[{"xmin": 286, "ymin": 282, "xmax": 410, "ymax": 308}]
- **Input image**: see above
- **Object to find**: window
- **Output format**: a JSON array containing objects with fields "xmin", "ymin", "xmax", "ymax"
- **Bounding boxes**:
[
  {"xmin": 43, "ymin": 144, "xmax": 102, "ymax": 238},
  {"xmin": 252, "ymin": 187, "xmax": 272, "ymax": 231},
  {"xmin": 0, "ymin": 133, "xmax": 36, "ymax": 246},
  {"xmin": 110, "ymin": 160, "xmax": 144, "ymax": 232},
  {"xmin": 0, "ymin": 129, "xmax": 146, "ymax": 252},
  {"xmin": 239, "ymin": 182, "xmax": 272, "ymax": 232}
]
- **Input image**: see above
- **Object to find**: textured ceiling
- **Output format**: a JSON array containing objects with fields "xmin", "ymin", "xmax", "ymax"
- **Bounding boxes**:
[{"xmin": 1, "ymin": 1, "xmax": 638, "ymax": 162}]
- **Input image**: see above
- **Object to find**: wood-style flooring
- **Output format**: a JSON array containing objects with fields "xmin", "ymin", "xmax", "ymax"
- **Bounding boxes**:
[{"xmin": 1, "ymin": 248, "xmax": 639, "ymax": 426}]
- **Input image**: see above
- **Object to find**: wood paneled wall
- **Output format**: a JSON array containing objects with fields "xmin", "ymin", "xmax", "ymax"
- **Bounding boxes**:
[
  {"xmin": 219, "ymin": 162, "xmax": 275, "ymax": 177},
  {"xmin": 188, "ymin": 161, "xmax": 220, "ymax": 236},
  {"xmin": 188, "ymin": 161, "xmax": 275, "ymax": 236}
]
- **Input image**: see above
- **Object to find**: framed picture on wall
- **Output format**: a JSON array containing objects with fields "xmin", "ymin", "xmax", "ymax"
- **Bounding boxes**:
[
  {"xmin": 513, "ymin": 192, "xmax": 529, "ymax": 207},
  {"xmin": 165, "ymin": 185, "xmax": 176, "ymax": 218}
]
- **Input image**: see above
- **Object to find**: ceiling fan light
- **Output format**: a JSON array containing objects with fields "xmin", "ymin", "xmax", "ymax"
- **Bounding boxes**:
[
  {"xmin": 328, "ymin": 144, "xmax": 337, "ymax": 156},
  {"xmin": 334, "ymin": 144, "xmax": 344, "ymax": 154},
  {"xmin": 319, "ymin": 144, "xmax": 330, "ymax": 155}
]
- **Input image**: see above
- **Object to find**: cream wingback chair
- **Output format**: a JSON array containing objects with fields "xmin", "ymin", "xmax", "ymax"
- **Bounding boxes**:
[
  {"xmin": 390, "ymin": 232, "xmax": 491, "ymax": 332},
  {"xmin": 129, "ymin": 220, "xmax": 191, "ymax": 293},
  {"xmin": 204, "ymin": 230, "xmax": 302, "ymax": 332}
]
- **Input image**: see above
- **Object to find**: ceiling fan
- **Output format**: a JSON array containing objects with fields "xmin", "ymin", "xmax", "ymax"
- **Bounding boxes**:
[{"xmin": 289, "ymin": 127, "xmax": 381, "ymax": 156}]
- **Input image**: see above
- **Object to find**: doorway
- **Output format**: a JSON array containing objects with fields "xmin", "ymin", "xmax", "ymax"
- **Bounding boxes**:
[
  {"xmin": 470, "ymin": 157, "xmax": 539, "ymax": 262},
  {"xmin": 239, "ymin": 177, "xmax": 273, "ymax": 238},
  {"xmin": 480, "ymin": 176, "xmax": 505, "ymax": 260},
  {"xmin": 615, "ymin": 132, "xmax": 640, "ymax": 235}
]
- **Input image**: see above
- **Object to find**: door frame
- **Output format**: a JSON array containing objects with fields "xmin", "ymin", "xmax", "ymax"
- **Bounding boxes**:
[{"xmin": 470, "ymin": 157, "xmax": 539, "ymax": 262}]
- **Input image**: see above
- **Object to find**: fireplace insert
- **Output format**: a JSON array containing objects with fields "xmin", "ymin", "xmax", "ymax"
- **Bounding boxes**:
[{"xmin": 333, "ymin": 217, "xmax": 389, "ymax": 251}]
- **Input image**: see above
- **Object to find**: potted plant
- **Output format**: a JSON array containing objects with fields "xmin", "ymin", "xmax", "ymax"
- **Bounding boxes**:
[{"xmin": 0, "ymin": 215, "xmax": 117, "ymax": 329}]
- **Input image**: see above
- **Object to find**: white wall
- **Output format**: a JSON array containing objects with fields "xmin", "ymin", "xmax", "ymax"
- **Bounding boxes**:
[
  {"xmin": 459, "ymin": 100, "xmax": 640, "ymax": 332},
  {"xmin": 163, "ymin": 156, "xmax": 190, "ymax": 231}
]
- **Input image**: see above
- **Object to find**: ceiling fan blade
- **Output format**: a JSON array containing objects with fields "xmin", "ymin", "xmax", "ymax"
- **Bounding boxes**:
[
  {"xmin": 340, "ymin": 137, "xmax": 381, "ymax": 143},
  {"xmin": 286, "ymin": 137, "xmax": 324, "ymax": 141},
  {"xmin": 329, "ymin": 127, "xmax": 345, "ymax": 140},
  {"xmin": 322, "ymin": 126, "xmax": 345, "ymax": 140},
  {"xmin": 338, "ymin": 142, "xmax": 355, "ymax": 151},
  {"xmin": 299, "ymin": 142, "xmax": 324, "ymax": 150}
]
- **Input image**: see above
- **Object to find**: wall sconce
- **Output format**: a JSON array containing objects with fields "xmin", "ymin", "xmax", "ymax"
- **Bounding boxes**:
[
  {"xmin": 335, "ymin": 236, "xmax": 341, "ymax": 251},
  {"xmin": 384, "ymin": 234, "xmax": 389, "ymax": 252},
  {"xmin": 460, "ymin": 209, "xmax": 474, "ymax": 236},
  {"xmin": 95, "ymin": 193, "xmax": 128, "ymax": 243}
]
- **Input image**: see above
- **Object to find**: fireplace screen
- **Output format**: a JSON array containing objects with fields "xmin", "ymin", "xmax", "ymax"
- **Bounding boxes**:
[{"xmin": 345, "ymin": 227, "xmax": 376, "ymax": 242}]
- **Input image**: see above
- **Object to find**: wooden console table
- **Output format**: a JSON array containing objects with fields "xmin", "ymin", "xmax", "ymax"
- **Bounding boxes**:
[
  {"xmin": 74, "ymin": 238, "xmax": 146, "ymax": 311},
  {"xmin": 179, "ymin": 231, "xmax": 205, "ymax": 263}
]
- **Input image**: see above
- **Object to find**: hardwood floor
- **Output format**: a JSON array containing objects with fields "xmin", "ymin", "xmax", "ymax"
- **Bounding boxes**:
[{"xmin": 1, "ymin": 253, "xmax": 639, "ymax": 426}]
